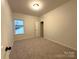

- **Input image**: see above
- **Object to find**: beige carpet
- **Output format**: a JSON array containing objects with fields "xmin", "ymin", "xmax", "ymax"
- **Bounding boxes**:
[{"xmin": 9, "ymin": 38, "xmax": 77, "ymax": 59}]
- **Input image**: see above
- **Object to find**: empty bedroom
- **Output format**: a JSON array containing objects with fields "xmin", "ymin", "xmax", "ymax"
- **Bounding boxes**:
[{"xmin": 1, "ymin": 0, "xmax": 77, "ymax": 59}]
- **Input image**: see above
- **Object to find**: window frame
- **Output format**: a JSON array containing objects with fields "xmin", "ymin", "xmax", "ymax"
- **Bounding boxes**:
[{"xmin": 14, "ymin": 19, "xmax": 25, "ymax": 35}]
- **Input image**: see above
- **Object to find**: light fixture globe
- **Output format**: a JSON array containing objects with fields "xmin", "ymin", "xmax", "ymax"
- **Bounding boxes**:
[
  {"xmin": 30, "ymin": 1, "xmax": 42, "ymax": 11},
  {"xmin": 33, "ymin": 3, "xmax": 39, "ymax": 7}
]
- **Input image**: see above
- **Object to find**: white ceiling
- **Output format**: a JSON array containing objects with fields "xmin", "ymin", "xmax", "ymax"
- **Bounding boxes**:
[{"xmin": 8, "ymin": 0, "xmax": 70, "ymax": 17}]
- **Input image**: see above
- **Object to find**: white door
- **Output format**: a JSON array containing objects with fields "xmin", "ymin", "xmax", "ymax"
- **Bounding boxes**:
[{"xmin": 1, "ymin": 0, "xmax": 13, "ymax": 59}]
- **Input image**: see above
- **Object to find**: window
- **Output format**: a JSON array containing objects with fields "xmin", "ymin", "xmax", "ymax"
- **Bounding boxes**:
[{"xmin": 14, "ymin": 19, "xmax": 24, "ymax": 35}]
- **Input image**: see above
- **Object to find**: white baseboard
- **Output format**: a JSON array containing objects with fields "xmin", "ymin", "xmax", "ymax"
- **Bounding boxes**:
[{"xmin": 44, "ymin": 38, "xmax": 76, "ymax": 51}]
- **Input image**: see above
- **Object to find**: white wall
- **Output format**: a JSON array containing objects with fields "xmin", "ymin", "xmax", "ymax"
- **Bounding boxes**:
[
  {"xmin": 1, "ymin": 0, "xmax": 14, "ymax": 59},
  {"xmin": 13, "ymin": 13, "xmax": 40, "ymax": 41},
  {"xmin": 41, "ymin": 0, "xmax": 77, "ymax": 50}
]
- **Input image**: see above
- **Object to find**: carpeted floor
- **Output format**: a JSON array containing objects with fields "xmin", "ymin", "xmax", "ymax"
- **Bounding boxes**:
[{"xmin": 9, "ymin": 38, "xmax": 77, "ymax": 59}]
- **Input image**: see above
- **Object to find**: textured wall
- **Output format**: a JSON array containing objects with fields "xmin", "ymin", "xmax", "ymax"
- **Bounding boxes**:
[
  {"xmin": 13, "ymin": 13, "xmax": 40, "ymax": 41},
  {"xmin": 41, "ymin": 0, "xmax": 77, "ymax": 50}
]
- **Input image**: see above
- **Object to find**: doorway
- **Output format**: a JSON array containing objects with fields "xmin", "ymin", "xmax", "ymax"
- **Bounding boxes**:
[{"xmin": 40, "ymin": 21, "xmax": 44, "ymax": 37}]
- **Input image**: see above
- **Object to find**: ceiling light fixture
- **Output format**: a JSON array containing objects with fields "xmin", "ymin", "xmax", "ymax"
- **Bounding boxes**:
[
  {"xmin": 33, "ymin": 3, "xmax": 39, "ymax": 7},
  {"xmin": 29, "ymin": 0, "xmax": 43, "ymax": 11}
]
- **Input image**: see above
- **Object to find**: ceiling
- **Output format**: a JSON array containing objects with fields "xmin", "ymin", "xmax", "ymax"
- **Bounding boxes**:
[{"xmin": 8, "ymin": 0, "xmax": 70, "ymax": 17}]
